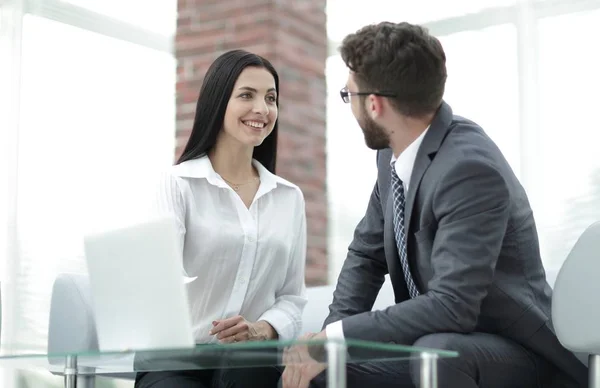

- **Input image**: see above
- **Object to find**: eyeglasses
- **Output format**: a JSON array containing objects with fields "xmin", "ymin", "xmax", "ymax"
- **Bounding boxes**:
[{"xmin": 340, "ymin": 86, "xmax": 396, "ymax": 103}]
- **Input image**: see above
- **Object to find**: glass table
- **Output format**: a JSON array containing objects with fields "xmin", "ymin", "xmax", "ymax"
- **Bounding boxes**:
[{"xmin": 0, "ymin": 339, "xmax": 458, "ymax": 388}]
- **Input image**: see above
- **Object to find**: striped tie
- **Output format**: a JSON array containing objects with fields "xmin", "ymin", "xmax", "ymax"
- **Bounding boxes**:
[{"xmin": 391, "ymin": 167, "xmax": 420, "ymax": 299}]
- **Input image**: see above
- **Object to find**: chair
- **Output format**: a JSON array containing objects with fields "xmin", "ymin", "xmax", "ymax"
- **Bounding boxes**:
[
  {"xmin": 48, "ymin": 273, "xmax": 129, "ymax": 388},
  {"xmin": 552, "ymin": 221, "xmax": 600, "ymax": 387}
]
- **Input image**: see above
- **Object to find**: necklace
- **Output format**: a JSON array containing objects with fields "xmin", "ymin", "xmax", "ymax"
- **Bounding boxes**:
[{"xmin": 222, "ymin": 176, "xmax": 259, "ymax": 191}]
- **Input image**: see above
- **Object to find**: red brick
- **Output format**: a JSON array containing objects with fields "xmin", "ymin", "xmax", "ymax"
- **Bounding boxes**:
[{"xmin": 177, "ymin": 0, "xmax": 328, "ymax": 286}]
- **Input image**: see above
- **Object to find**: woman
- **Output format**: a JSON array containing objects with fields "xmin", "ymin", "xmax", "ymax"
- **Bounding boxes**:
[{"xmin": 135, "ymin": 49, "xmax": 308, "ymax": 388}]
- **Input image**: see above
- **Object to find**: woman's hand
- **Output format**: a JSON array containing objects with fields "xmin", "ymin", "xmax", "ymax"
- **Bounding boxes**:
[{"xmin": 209, "ymin": 315, "xmax": 277, "ymax": 343}]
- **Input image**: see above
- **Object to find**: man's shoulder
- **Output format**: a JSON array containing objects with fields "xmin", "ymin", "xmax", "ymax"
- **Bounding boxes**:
[{"xmin": 437, "ymin": 115, "xmax": 506, "ymax": 167}]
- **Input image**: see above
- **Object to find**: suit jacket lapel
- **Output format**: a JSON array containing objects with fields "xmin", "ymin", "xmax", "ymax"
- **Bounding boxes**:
[
  {"xmin": 384, "ymin": 186, "xmax": 400, "ymax": 268},
  {"xmin": 404, "ymin": 101, "xmax": 454, "ymax": 233}
]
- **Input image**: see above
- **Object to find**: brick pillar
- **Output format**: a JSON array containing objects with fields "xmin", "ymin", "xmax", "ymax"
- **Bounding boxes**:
[{"xmin": 175, "ymin": 0, "xmax": 328, "ymax": 285}]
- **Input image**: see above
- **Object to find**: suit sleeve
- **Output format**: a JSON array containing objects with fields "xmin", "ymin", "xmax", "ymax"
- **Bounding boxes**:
[
  {"xmin": 322, "ymin": 153, "xmax": 389, "ymax": 328},
  {"xmin": 338, "ymin": 159, "xmax": 510, "ymax": 344}
]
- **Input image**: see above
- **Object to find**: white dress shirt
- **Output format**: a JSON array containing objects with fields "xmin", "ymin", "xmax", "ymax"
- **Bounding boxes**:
[
  {"xmin": 326, "ymin": 127, "xmax": 429, "ymax": 340},
  {"xmin": 153, "ymin": 156, "xmax": 308, "ymax": 343}
]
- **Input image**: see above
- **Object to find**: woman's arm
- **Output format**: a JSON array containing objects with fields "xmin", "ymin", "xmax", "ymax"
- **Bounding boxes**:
[
  {"xmin": 153, "ymin": 172, "xmax": 187, "ymax": 273},
  {"xmin": 257, "ymin": 192, "xmax": 308, "ymax": 341}
]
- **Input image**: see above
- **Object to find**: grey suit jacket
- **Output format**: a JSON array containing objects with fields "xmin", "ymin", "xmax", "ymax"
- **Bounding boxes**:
[{"xmin": 323, "ymin": 102, "xmax": 587, "ymax": 386}]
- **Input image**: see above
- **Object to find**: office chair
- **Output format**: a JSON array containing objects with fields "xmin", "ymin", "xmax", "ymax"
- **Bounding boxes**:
[{"xmin": 553, "ymin": 221, "xmax": 600, "ymax": 387}]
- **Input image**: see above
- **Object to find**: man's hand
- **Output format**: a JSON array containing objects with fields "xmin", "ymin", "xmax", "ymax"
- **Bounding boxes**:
[
  {"xmin": 209, "ymin": 316, "xmax": 277, "ymax": 343},
  {"xmin": 282, "ymin": 331, "xmax": 328, "ymax": 388}
]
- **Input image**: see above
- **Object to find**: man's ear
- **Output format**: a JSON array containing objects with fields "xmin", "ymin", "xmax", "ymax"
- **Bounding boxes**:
[{"xmin": 367, "ymin": 94, "xmax": 383, "ymax": 119}]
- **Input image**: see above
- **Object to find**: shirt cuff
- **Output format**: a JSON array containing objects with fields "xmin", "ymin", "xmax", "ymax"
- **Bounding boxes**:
[
  {"xmin": 258, "ymin": 309, "xmax": 298, "ymax": 341},
  {"xmin": 325, "ymin": 320, "xmax": 345, "ymax": 340}
]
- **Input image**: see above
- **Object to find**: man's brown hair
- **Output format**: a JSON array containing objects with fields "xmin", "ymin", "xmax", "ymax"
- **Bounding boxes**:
[{"xmin": 340, "ymin": 21, "xmax": 447, "ymax": 117}]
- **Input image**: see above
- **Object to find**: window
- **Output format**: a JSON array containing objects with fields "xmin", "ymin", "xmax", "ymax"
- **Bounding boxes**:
[
  {"xmin": 439, "ymin": 24, "xmax": 520, "ymax": 177},
  {"xmin": 327, "ymin": 0, "xmax": 516, "ymax": 42},
  {"xmin": 0, "ymin": 5, "xmax": 12, "ymax": 285},
  {"xmin": 12, "ymin": 14, "xmax": 175, "ymax": 349},
  {"xmin": 326, "ymin": 55, "xmax": 378, "ymax": 279},
  {"xmin": 60, "ymin": 0, "xmax": 176, "ymax": 35},
  {"xmin": 325, "ymin": 1, "xmax": 600, "ymax": 282},
  {"xmin": 536, "ymin": 8, "xmax": 600, "ymax": 270}
]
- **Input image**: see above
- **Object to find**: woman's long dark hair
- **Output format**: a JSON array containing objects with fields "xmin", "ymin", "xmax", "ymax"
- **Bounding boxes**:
[{"xmin": 176, "ymin": 49, "xmax": 279, "ymax": 173}]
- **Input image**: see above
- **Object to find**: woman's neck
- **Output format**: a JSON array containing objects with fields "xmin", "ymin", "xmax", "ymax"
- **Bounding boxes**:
[{"xmin": 208, "ymin": 137, "xmax": 257, "ymax": 182}]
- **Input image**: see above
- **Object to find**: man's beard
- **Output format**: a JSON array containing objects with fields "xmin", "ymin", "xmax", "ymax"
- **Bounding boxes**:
[{"xmin": 358, "ymin": 106, "xmax": 389, "ymax": 150}]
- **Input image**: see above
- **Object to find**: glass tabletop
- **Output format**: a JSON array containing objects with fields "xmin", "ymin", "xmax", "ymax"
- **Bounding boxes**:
[{"xmin": 0, "ymin": 339, "xmax": 458, "ymax": 375}]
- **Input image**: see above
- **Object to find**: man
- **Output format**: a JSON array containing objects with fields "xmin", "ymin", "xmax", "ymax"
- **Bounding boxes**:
[{"xmin": 282, "ymin": 21, "xmax": 588, "ymax": 387}]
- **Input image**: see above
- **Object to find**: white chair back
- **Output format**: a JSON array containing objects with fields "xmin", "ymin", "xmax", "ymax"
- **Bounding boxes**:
[{"xmin": 552, "ymin": 221, "xmax": 600, "ymax": 354}]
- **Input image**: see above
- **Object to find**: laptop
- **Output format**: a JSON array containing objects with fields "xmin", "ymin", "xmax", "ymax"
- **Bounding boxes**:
[{"xmin": 83, "ymin": 216, "xmax": 195, "ymax": 352}]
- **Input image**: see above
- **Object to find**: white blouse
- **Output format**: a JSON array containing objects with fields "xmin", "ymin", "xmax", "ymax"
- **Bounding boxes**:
[{"xmin": 153, "ymin": 156, "xmax": 307, "ymax": 343}]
